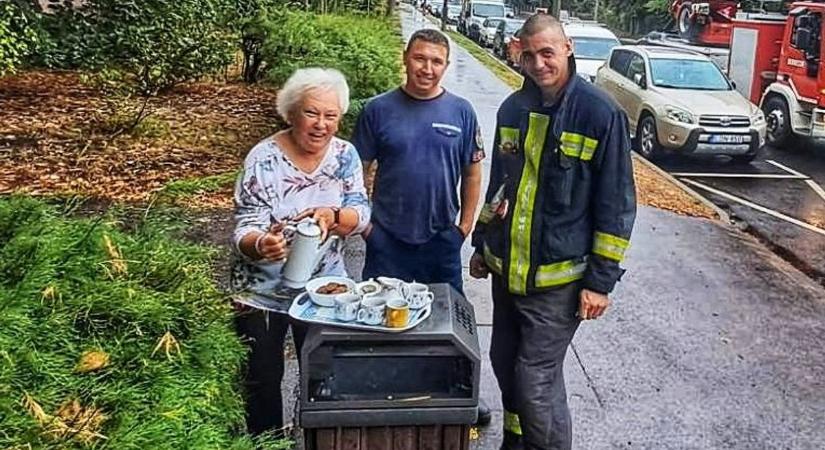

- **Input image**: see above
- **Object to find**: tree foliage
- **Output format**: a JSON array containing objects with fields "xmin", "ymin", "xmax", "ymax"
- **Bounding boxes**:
[
  {"xmin": 29, "ymin": 0, "xmax": 236, "ymax": 94},
  {"xmin": 0, "ymin": 1, "xmax": 38, "ymax": 76},
  {"xmin": 258, "ymin": 9, "xmax": 403, "ymax": 99}
]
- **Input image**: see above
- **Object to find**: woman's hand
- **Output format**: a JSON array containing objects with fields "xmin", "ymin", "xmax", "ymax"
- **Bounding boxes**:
[
  {"xmin": 293, "ymin": 207, "xmax": 338, "ymax": 241},
  {"xmin": 255, "ymin": 222, "xmax": 289, "ymax": 261}
]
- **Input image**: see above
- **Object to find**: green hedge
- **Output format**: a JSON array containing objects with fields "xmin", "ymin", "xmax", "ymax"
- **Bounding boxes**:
[
  {"xmin": 0, "ymin": 1, "xmax": 37, "ymax": 76},
  {"xmin": 0, "ymin": 197, "xmax": 281, "ymax": 449},
  {"xmin": 259, "ymin": 9, "xmax": 403, "ymax": 100}
]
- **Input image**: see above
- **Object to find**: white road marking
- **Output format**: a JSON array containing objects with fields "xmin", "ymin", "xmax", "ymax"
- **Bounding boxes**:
[
  {"xmin": 805, "ymin": 179, "xmax": 825, "ymax": 204},
  {"xmin": 766, "ymin": 159, "xmax": 809, "ymax": 178},
  {"xmin": 764, "ymin": 159, "xmax": 825, "ymax": 204},
  {"xmin": 682, "ymin": 179, "xmax": 825, "ymax": 237},
  {"xmin": 669, "ymin": 172, "xmax": 808, "ymax": 179}
]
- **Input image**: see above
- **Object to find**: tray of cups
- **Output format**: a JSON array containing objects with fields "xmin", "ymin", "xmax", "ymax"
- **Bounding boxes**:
[{"xmin": 288, "ymin": 276, "xmax": 434, "ymax": 333}]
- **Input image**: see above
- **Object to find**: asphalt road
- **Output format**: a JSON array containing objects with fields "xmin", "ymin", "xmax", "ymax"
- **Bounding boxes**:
[{"xmin": 655, "ymin": 142, "xmax": 825, "ymax": 287}]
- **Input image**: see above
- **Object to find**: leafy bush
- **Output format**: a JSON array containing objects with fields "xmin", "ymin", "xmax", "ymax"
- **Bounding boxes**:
[
  {"xmin": 0, "ymin": 196, "xmax": 285, "ymax": 449},
  {"xmin": 30, "ymin": 0, "xmax": 237, "ymax": 94},
  {"xmin": 259, "ymin": 9, "xmax": 403, "ymax": 100},
  {"xmin": 0, "ymin": 1, "xmax": 38, "ymax": 75}
]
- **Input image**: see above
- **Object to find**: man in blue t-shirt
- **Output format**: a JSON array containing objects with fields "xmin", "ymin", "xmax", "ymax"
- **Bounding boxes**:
[{"xmin": 353, "ymin": 29, "xmax": 485, "ymax": 295}]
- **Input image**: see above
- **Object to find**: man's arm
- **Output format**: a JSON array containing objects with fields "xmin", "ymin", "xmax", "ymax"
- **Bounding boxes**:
[
  {"xmin": 580, "ymin": 109, "xmax": 637, "ymax": 318},
  {"xmin": 458, "ymin": 161, "xmax": 483, "ymax": 237}
]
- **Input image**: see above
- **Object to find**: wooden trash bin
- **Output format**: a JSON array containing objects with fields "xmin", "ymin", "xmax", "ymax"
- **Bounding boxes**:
[
  {"xmin": 299, "ymin": 284, "xmax": 480, "ymax": 450},
  {"xmin": 306, "ymin": 424, "xmax": 471, "ymax": 450}
]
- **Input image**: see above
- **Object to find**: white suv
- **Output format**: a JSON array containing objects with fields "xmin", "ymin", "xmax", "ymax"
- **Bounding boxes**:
[
  {"xmin": 564, "ymin": 22, "xmax": 621, "ymax": 82},
  {"xmin": 595, "ymin": 45, "xmax": 767, "ymax": 163}
]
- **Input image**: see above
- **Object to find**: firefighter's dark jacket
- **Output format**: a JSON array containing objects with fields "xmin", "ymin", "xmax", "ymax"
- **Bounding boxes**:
[{"xmin": 472, "ymin": 71, "xmax": 637, "ymax": 296}]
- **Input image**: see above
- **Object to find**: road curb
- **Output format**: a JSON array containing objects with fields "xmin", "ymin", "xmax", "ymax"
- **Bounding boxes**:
[{"xmin": 632, "ymin": 151, "xmax": 731, "ymax": 224}]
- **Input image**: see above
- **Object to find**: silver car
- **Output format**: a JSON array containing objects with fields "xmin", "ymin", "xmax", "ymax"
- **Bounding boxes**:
[{"xmin": 595, "ymin": 45, "xmax": 766, "ymax": 163}]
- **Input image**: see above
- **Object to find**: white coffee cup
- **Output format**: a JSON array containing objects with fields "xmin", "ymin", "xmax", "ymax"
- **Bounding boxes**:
[
  {"xmin": 334, "ymin": 292, "xmax": 361, "ymax": 322},
  {"xmin": 376, "ymin": 277, "xmax": 407, "ymax": 293},
  {"xmin": 357, "ymin": 296, "xmax": 387, "ymax": 326},
  {"xmin": 402, "ymin": 282, "xmax": 434, "ymax": 309}
]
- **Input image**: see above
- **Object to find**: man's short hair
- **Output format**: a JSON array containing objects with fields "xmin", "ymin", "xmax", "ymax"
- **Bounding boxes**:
[
  {"xmin": 519, "ymin": 13, "xmax": 567, "ymax": 40},
  {"xmin": 406, "ymin": 29, "xmax": 451, "ymax": 59}
]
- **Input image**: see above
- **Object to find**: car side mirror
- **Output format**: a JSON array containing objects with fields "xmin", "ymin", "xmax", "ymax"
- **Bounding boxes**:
[
  {"xmin": 730, "ymin": 79, "xmax": 737, "ymax": 89},
  {"xmin": 633, "ymin": 72, "xmax": 646, "ymax": 89}
]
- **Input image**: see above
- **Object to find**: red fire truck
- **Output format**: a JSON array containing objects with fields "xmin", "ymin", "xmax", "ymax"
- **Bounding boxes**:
[
  {"xmin": 728, "ymin": 4, "xmax": 825, "ymax": 146},
  {"xmin": 670, "ymin": 0, "xmax": 791, "ymax": 46},
  {"xmin": 671, "ymin": 0, "xmax": 739, "ymax": 46}
]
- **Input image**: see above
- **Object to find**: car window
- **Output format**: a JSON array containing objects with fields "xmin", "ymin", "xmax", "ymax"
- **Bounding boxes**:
[
  {"xmin": 571, "ymin": 37, "xmax": 621, "ymax": 60},
  {"xmin": 626, "ymin": 54, "xmax": 645, "ymax": 81},
  {"xmin": 473, "ymin": 3, "xmax": 505, "ymax": 17},
  {"xmin": 487, "ymin": 19, "xmax": 503, "ymax": 28},
  {"xmin": 506, "ymin": 20, "xmax": 524, "ymax": 32},
  {"xmin": 649, "ymin": 58, "xmax": 731, "ymax": 90},
  {"xmin": 608, "ymin": 49, "xmax": 632, "ymax": 76}
]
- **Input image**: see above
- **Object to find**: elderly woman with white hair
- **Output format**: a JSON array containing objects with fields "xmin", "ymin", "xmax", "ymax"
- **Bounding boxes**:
[{"xmin": 231, "ymin": 67, "xmax": 370, "ymax": 435}]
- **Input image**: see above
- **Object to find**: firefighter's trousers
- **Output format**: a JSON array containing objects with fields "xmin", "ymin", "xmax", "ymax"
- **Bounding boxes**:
[{"xmin": 490, "ymin": 276, "xmax": 582, "ymax": 450}]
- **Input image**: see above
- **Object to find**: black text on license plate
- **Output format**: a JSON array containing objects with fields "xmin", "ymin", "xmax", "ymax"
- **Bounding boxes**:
[{"xmin": 710, "ymin": 134, "xmax": 748, "ymax": 144}]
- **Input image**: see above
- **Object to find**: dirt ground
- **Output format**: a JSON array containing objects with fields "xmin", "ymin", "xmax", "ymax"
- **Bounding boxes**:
[
  {"xmin": 1, "ymin": 70, "xmax": 716, "ymax": 224},
  {"xmin": 0, "ymin": 71, "xmax": 279, "ymax": 203}
]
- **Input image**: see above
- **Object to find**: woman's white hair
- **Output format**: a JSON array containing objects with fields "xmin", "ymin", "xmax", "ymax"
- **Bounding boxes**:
[{"xmin": 276, "ymin": 68, "xmax": 350, "ymax": 122}]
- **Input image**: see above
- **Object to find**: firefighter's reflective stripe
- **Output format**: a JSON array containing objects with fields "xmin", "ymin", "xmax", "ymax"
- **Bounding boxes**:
[
  {"xmin": 593, "ymin": 231, "xmax": 630, "ymax": 262},
  {"xmin": 503, "ymin": 410, "xmax": 522, "ymax": 435},
  {"xmin": 508, "ymin": 113, "xmax": 549, "ymax": 295},
  {"xmin": 478, "ymin": 184, "xmax": 506, "ymax": 225},
  {"xmin": 484, "ymin": 244, "xmax": 503, "ymax": 275},
  {"xmin": 535, "ymin": 259, "xmax": 587, "ymax": 288},
  {"xmin": 499, "ymin": 127, "xmax": 520, "ymax": 153},
  {"xmin": 559, "ymin": 131, "xmax": 598, "ymax": 161}
]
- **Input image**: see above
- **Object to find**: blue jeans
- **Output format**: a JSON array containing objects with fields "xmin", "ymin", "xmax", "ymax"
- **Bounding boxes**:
[{"xmin": 362, "ymin": 222, "xmax": 465, "ymax": 295}]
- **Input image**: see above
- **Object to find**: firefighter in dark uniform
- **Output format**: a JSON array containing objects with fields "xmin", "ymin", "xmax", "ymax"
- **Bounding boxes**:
[{"xmin": 469, "ymin": 14, "xmax": 637, "ymax": 450}]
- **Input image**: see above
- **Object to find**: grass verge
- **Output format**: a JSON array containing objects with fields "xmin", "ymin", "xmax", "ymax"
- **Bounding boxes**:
[{"xmin": 446, "ymin": 30, "xmax": 523, "ymax": 90}]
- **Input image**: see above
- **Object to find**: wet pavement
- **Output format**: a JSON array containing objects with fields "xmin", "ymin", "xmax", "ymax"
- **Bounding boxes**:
[
  {"xmin": 656, "ymin": 143, "xmax": 825, "ymax": 288},
  {"xmin": 282, "ymin": 6, "xmax": 825, "ymax": 449}
]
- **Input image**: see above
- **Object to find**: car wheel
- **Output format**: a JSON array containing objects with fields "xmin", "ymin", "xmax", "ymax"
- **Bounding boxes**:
[
  {"xmin": 763, "ymin": 95, "xmax": 795, "ymax": 148},
  {"xmin": 677, "ymin": 5, "xmax": 699, "ymax": 40},
  {"xmin": 637, "ymin": 115, "xmax": 662, "ymax": 160}
]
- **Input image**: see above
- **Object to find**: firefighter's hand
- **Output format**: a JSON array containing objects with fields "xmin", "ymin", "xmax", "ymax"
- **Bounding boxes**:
[
  {"xmin": 469, "ymin": 252, "xmax": 490, "ymax": 279},
  {"xmin": 578, "ymin": 289, "xmax": 609, "ymax": 320}
]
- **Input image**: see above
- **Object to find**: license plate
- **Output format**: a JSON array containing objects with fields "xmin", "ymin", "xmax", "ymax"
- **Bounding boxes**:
[{"xmin": 710, "ymin": 134, "xmax": 749, "ymax": 144}]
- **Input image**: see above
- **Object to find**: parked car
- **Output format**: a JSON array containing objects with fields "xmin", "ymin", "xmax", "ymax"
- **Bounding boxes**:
[
  {"xmin": 479, "ymin": 17, "xmax": 506, "ymax": 47},
  {"xmin": 459, "ymin": 0, "xmax": 506, "ymax": 41},
  {"xmin": 505, "ymin": 27, "xmax": 522, "ymax": 66},
  {"xmin": 595, "ymin": 45, "xmax": 767, "ymax": 162},
  {"xmin": 564, "ymin": 23, "xmax": 621, "ymax": 82},
  {"xmin": 445, "ymin": 3, "xmax": 462, "ymax": 24},
  {"xmin": 503, "ymin": 21, "xmax": 620, "ymax": 73},
  {"xmin": 429, "ymin": 0, "xmax": 443, "ymax": 17},
  {"xmin": 493, "ymin": 18, "xmax": 525, "ymax": 60}
]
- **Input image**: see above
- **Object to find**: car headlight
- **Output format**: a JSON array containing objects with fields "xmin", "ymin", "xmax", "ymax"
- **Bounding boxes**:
[
  {"xmin": 664, "ymin": 105, "xmax": 695, "ymax": 124},
  {"xmin": 751, "ymin": 110, "xmax": 766, "ymax": 125}
]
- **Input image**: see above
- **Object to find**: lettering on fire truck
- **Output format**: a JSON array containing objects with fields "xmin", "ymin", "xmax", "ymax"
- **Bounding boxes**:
[{"xmin": 786, "ymin": 58, "xmax": 806, "ymax": 68}]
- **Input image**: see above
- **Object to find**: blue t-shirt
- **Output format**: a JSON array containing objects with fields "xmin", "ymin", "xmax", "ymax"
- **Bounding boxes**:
[{"xmin": 353, "ymin": 88, "xmax": 485, "ymax": 244}]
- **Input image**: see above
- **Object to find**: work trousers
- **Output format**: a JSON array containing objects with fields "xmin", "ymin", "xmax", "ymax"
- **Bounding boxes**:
[
  {"xmin": 234, "ymin": 309, "xmax": 307, "ymax": 435},
  {"xmin": 362, "ymin": 222, "xmax": 465, "ymax": 295},
  {"xmin": 490, "ymin": 276, "xmax": 582, "ymax": 450}
]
